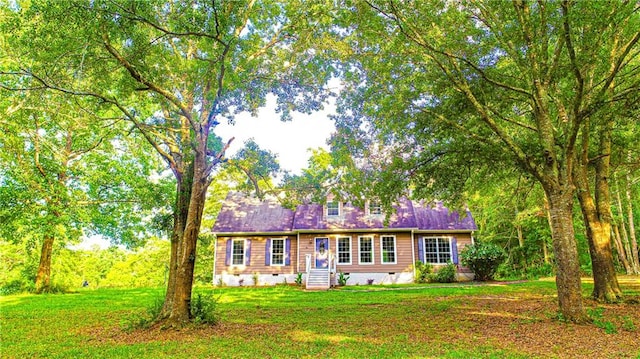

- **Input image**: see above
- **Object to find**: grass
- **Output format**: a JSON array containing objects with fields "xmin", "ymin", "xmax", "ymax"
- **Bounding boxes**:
[{"xmin": 1, "ymin": 278, "xmax": 639, "ymax": 358}]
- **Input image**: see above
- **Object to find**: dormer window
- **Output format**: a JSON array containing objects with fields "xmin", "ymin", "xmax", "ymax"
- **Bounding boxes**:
[
  {"xmin": 368, "ymin": 201, "xmax": 382, "ymax": 215},
  {"xmin": 327, "ymin": 201, "xmax": 340, "ymax": 216}
]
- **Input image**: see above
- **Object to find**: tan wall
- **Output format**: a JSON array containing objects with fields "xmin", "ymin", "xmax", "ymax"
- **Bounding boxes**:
[
  {"xmin": 414, "ymin": 233, "xmax": 473, "ymax": 271},
  {"xmin": 299, "ymin": 232, "xmax": 415, "ymax": 274},
  {"xmin": 215, "ymin": 232, "xmax": 474, "ymax": 277},
  {"xmin": 215, "ymin": 235, "xmax": 297, "ymax": 276}
]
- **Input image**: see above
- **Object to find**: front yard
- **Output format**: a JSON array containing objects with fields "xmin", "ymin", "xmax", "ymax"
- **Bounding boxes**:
[{"xmin": 1, "ymin": 278, "xmax": 639, "ymax": 358}]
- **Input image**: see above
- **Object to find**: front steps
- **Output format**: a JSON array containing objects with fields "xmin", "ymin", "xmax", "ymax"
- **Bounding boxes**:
[{"xmin": 306, "ymin": 269, "xmax": 330, "ymax": 290}]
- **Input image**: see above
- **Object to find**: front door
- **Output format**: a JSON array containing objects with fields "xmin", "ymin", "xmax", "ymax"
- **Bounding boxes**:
[{"xmin": 315, "ymin": 237, "xmax": 329, "ymax": 268}]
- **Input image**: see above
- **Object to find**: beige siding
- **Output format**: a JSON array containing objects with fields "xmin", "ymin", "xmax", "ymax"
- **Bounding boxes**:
[
  {"xmin": 414, "ymin": 233, "xmax": 473, "ymax": 271},
  {"xmin": 299, "ymin": 232, "xmax": 415, "ymax": 274},
  {"xmin": 215, "ymin": 232, "xmax": 474, "ymax": 278},
  {"xmin": 215, "ymin": 235, "xmax": 297, "ymax": 276}
]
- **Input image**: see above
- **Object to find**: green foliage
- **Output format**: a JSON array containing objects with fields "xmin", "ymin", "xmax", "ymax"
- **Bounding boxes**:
[
  {"xmin": 295, "ymin": 272, "xmax": 303, "ymax": 286},
  {"xmin": 587, "ymin": 307, "xmax": 617, "ymax": 334},
  {"xmin": 337, "ymin": 272, "xmax": 350, "ymax": 286},
  {"xmin": 460, "ymin": 242, "xmax": 507, "ymax": 281},
  {"xmin": 621, "ymin": 316, "xmax": 636, "ymax": 332},
  {"xmin": 0, "ymin": 279, "xmax": 33, "ymax": 296},
  {"xmin": 414, "ymin": 261, "xmax": 433, "ymax": 284},
  {"xmin": 194, "ymin": 232, "xmax": 216, "ymax": 285},
  {"xmin": 102, "ymin": 238, "xmax": 169, "ymax": 288},
  {"xmin": 430, "ymin": 263, "xmax": 457, "ymax": 283},
  {"xmin": 190, "ymin": 292, "xmax": 219, "ymax": 325},
  {"xmin": 122, "ymin": 296, "xmax": 164, "ymax": 331}
]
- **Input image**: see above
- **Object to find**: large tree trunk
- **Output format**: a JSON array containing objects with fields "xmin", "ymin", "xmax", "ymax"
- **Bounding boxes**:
[
  {"xmin": 34, "ymin": 235, "xmax": 55, "ymax": 293},
  {"xmin": 573, "ymin": 121, "xmax": 622, "ymax": 302},
  {"xmin": 575, "ymin": 185, "xmax": 622, "ymax": 301},
  {"xmin": 544, "ymin": 187, "xmax": 589, "ymax": 323},
  {"xmin": 162, "ymin": 134, "xmax": 210, "ymax": 326},
  {"xmin": 160, "ymin": 169, "xmax": 191, "ymax": 319}
]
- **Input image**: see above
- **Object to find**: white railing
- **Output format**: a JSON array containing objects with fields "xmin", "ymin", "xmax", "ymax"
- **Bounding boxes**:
[
  {"xmin": 328, "ymin": 252, "xmax": 335, "ymax": 287},
  {"xmin": 305, "ymin": 254, "xmax": 311, "ymax": 287}
]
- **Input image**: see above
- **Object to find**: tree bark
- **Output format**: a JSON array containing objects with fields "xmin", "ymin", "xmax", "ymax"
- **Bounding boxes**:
[
  {"xmin": 575, "ymin": 182, "xmax": 622, "ymax": 301},
  {"xmin": 624, "ymin": 164, "xmax": 639, "ymax": 271},
  {"xmin": 544, "ymin": 186, "xmax": 589, "ymax": 323},
  {"xmin": 34, "ymin": 235, "xmax": 55, "ymax": 293},
  {"xmin": 573, "ymin": 120, "xmax": 622, "ymax": 302},
  {"xmin": 612, "ymin": 223, "xmax": 632, "ymax": 274},
  {"xmin": 516, "ymin": 223, "xmax": 525, "ymax": 247},
  {"xmin": 615, "ymin": 176, "xmax": 640, "ymax": 274},
  {"xmin": 162, "ymin": 130, "xmax": 210, "ymax": 325},
  {"xmin": 160, "ymin": 168, "xmax": 191, "ymax": 319}
]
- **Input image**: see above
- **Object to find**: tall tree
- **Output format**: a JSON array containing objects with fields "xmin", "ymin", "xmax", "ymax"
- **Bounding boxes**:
[
  {"xmin": 2, "ymin": 0, "xmax": 332, "ymax": 325},
  {"xmin": 0, "ymin": 89, "xmax": 165, "ymax": 292},
  {"xmin": 331, "ymin": 1, "xmax": 639, "ymax": 322}
]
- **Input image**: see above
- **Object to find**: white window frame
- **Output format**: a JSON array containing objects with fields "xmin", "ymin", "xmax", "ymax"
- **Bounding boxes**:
[
  {"xmin": 231, "ymin": 239, "xmax": 246, "ymax": 266},
  {"xmin": 368, "ymin": 201, "xmax": 382, "ymax": 215},
  {"xmin": 358, "ymin": 236, "xmax": 375, "ymax": 265},
  {"xmin": 336, "ymin": 236, "xmax": 352, "ymax": 265},
  {"xmin": 423, "ymin": 236, "xmax": 452, "ymax": 264},
  {"xmin": 327, "ymin": 201, "xmax": 340, "ymax": 216},
  {"xmin": 270, "ymin": 238, "xmax": 286, "ymax": 266},
  {"xmin": 380, "ymin": 235, "xmax": 397, "ymax": 264}
]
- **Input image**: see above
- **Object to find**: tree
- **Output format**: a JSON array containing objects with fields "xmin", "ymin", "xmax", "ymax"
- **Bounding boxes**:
[
  {"xmin": 2, "ymin": 0, "xmax": 332, "ymax": 325},
  {"xmin": 331, "ymin": 1, "xmax": 639, "ymax": 322},
  {"xmin": 228, "ymin": 139, "xmax": 281, "ymax": 200},
  {"xmin": 0, "ymin": 88, "xmax": 165, "ymax": 293}
]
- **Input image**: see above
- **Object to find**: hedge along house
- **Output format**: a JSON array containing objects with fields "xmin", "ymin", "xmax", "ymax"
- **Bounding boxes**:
[{"xmin": 212, "ymin": 192, "xmax": 477, "ymax": 289}]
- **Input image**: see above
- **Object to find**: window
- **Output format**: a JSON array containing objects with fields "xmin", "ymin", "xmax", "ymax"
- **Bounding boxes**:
[
  {"xmin": 368, "ymin": 201, "xmax": 382, "ymax": 215},
  {"xmin": 232, "ymin": 239, "xmax": 245, "ymax": 265},
  {"xmin": 358, "ymin": 236, "xmax": 374, "ymax": 264},
  {"xmin": 380, "ymin": 235, "xmax": 396, "ymax": 264},
  {"xmin": 327, "ymin": 201, "xmax": 340, "ymax": 216},
  {"xmin": 337, "ymin": 237, "xmax": 351, "ymax": 264},
  {"xmin": 424, "ymin": 237, "xmax": 452, "ymax": 264},
  {"xmin": 271, "ymin": 238, "xmax": 285, "ymax": 266}
]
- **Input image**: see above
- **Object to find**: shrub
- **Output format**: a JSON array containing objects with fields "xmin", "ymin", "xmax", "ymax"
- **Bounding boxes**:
[
  {"xmin": 295, "ymin": 272, "xmax": 303, "ymax": 286},
  {"xmin": 460, "ymin": 242, "xmax": 506, "ymax": 281},
  {"xmin": 0, "ymin": 279, "xmax": 36, "ymax": 295},
  {"xmin": 414, "ymin": 261, "xmax": 433, "ymax": 283},
  {"xmin": 122, "ymin": 296, "xmax": 164, "ymax": 331},
  {"xmin": 191, "ymin": 292, "xmax": 219, "ymax": 325},
  {"xmin": 430, "ymin": 263, "xmax": 457, "ymax": 283},
  {"xmin": 337, "ymin": 272, "xmax": 350, "ymax": 286}
]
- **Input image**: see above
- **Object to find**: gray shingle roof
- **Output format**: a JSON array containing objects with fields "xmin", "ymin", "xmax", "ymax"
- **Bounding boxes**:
[
  {"xmin": 213, "ymin": 192, "xmax": 477, "ymax": 234},
  {"xmin": 212, "ymin": 192, "xmax": 295, "ymax": 233}
]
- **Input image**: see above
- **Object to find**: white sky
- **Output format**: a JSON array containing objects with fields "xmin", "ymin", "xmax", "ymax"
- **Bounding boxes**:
[
  {"xmin": 215, "ymin": 96, "xmax": 336, "ymax": 175},
  {"xmin": 74, "ymin": 97, "xmax": 335, "ymax": 250}
]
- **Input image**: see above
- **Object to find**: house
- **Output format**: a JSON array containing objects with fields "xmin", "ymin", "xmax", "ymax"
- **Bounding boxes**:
[{"xmin": 212, "ymin": 191, "xmax": 477, "ymax": 289}]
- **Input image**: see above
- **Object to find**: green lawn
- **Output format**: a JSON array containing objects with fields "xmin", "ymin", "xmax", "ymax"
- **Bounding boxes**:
[{"xmin": 1, "ymin": 279, "xmax": 639, "ymax": 358}]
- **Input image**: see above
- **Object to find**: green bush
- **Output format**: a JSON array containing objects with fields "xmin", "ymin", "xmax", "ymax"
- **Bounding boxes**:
[
  {"xmin": 0, "ymin": 279, "xmax": 33, "ymax": 295},
  {"xmin": 414, "ymin": 261, "xmax": 433, "ymax": 283},
  {"xmin": 191, "ymin": 292, "xmax": 219, "ymax": 325},
  {"xmin": 337, "ymin": 272, "xmax": 350, "ymax": 286},
  {"xmin": 122, "ymin": 296, "xmax": 164, "ymax": 331},
  {"xmin": 460, "ymin": 242, "xmax": 506, "ymax": 281},
  {"xmin": 430, "ymin": 263, "xmax": 457, "ymax": 283}
]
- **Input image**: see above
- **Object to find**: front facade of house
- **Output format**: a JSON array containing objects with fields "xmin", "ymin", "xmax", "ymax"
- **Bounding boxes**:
[{"xmin": 212, "ymin": 192, "xmax": 477, "ymax": 288}]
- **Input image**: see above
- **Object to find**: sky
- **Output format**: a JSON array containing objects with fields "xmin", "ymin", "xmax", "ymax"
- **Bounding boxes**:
[
  {"xmin": 75, "ymin": 98, "xmax": 336, "ymax": 250},
  {"xmin": 215, "ymin": 96, "xmax": 336, "ymax": 175}
]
